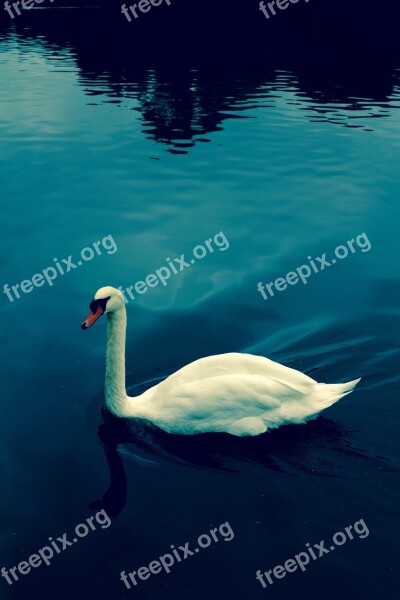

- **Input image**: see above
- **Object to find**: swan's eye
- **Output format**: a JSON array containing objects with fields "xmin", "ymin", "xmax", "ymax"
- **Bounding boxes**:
[{"xmin": 89, "ymin": 296, "xmax": 110, "ymax": 313}]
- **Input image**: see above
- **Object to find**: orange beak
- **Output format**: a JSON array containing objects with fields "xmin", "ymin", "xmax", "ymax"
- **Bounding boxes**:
[{"xmin": 81, "ymin": 305, "xmax": 104, "ymax": 330}]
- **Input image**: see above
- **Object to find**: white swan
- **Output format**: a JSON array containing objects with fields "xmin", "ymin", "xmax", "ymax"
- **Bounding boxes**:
[{"xmin": 81, "ymin": 286, "xmax": 361, "ymax": 437}]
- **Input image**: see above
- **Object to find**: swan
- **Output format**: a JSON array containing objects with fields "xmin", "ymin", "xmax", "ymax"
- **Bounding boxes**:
[{"xmin": 81, "ymin": 286, "xmax": 361, "ymax": 437}]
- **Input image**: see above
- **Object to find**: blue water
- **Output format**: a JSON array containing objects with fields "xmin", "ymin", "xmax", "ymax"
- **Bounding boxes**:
[{"xmin": 1, "ymin": 4, "xmax": 399, "ymax": 599}]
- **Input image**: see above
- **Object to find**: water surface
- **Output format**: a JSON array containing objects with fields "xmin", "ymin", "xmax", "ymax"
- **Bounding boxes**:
[{"xmin": 0, "ymin": 4, "xmax": 399, "ymax": 599}]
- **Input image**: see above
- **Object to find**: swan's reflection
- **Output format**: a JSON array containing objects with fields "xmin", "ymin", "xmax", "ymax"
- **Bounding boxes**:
[
  {"xmin": 89, "ymin": 414, "xmax": 128, "ymax": 517},
  {"xmin": 89, "ymin": 379, "xmax": 364, "ymax": 517}
]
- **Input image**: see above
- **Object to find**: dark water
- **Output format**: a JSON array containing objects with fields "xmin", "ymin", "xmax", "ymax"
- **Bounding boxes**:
[{"xmin": 1, "ymin": 2, "xmax": 399, "ymax": 599}]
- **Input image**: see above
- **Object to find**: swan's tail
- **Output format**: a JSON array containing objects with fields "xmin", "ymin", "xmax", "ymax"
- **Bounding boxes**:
[{"xmin": 314, "ymin": 377, "xmax": 361, "ymax": 410}]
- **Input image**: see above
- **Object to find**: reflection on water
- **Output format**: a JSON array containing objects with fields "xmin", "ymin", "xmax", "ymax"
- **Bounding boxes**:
[
  {"xmin": 1, "ymin": 5, "xmax": 400, "ymax": 154},
  {"xmin": 90, "ymin": 392, "xmax": 366, "ymax": 518}
]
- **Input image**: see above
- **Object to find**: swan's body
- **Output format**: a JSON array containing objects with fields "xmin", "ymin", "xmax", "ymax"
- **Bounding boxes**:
[{"xmin": 82, "ymin": 287, "xmax": 361, "ymax": 437}]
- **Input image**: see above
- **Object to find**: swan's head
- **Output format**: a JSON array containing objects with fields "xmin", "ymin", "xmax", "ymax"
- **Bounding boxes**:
[{"xmin": 81, "ymin": 286, "xmax": 124, "ymax": 330}]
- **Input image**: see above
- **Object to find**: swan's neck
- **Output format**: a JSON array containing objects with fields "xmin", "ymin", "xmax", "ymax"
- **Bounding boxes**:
[
  {"xmin": 104, "ymin": 307, "xmax": 152, "ymax": 420},
  {"xmin": 105, "ymin": 308, "xmax": 129, "ymax": 416}
]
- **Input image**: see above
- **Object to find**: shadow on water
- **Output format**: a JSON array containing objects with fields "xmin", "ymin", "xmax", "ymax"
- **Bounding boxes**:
[
  {"xmin": 1, "ymin": 1, "xmax": 400, "ymax": 152},
  {"xmin": 87, "ymin": 377, "xmax": 367, "ymax": 518}
]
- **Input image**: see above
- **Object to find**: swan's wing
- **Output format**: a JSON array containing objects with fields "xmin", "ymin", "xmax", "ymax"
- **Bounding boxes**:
[
  {"xmin": 157, "ymin": 352, "xmax": 316, "ymax": 395},
  {"xmin": 147, "ymin": 373, "xmax": 313, "ymax": 434}
]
